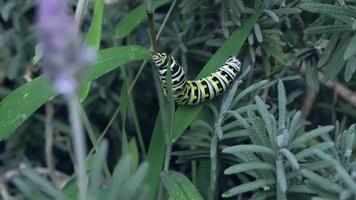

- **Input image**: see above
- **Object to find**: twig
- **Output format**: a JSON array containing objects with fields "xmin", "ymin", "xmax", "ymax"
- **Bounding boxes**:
[
  {"xmin": 128, "ymin": 0, "xmax": 177, "ymax": 93},
  {"xmin": 88, "ymin": 106, "xmax": 120, "ymax": 156},
  {"xmin": 45, "ymin": 102, "xmax": 57, "ymax": 186},
  {"xmin": 74, "ymin": 0, "xmax": 89, "ymax": 33},
  {"xmin": 301, "ymin": 89, "xmax": 317, "ymax": 118},
  {"xmin": 318, "ymin": 72, "xmax": 356, "ymax": 108},
  {"xmin": 0, "ymin": 165, "xmax": 68, "ymax": 184},
  {"xmin": 0, "ymin": 181, "xmax": 10, "ymax": 200}
]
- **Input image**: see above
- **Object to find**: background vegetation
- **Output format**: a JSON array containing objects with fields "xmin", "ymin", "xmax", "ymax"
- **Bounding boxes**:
[{"xmin": 0, "ymin": 0, "xmax": 355, "ymax": 199}]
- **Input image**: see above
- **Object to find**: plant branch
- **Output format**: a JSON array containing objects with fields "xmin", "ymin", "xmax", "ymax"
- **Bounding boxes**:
[
  {"xmin": 318, "ymin": 72, "xmax": 356, "ymax": 108},
  {"xmin": 66, "ymin": 95, "xmax": 87, "ymax": 200},
  {"xmin": 45, "ymin": 102, "xmax": 57, "ymax": 186},
  {"xmin": 74, "ymin": 0, "xmax": 89, "ymax": 33}
]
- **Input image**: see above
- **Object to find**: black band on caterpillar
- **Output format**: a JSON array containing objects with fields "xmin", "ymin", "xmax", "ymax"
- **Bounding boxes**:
[{"xmin": 152, "ymin": 52, "xmax": 241, "ymax": 105}]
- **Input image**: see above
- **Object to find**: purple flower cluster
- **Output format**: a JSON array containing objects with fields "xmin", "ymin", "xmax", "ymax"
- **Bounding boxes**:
[{"xmin": 38, "ymin": 0, "xmax": 95, "ymax": 96}]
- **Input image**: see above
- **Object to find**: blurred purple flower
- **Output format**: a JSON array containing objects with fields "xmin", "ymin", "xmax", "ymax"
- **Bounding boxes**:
[{"xmin": 38, "ymin": 0, "xmax": 95, "ymax": 95}]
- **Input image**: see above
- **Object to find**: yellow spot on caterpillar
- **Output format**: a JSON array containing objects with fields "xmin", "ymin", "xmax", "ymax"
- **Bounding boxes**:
[
  {"xmin": 203, "ymin": 85, "xmax": 207, "ymax": 88},
  {"xmin": 205, "ymin": 94, "xmax": 209, "ymax": 97}
]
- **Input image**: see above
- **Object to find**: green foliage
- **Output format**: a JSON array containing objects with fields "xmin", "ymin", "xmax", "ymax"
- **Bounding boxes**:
[
  {"xmin": 161, "ymin": 171, "xmax": 204, "ymax": 200},
  {"xmin": 0, "ymin": 46, "xmax": 151, "ymax": 140},
  {"xmin": 12, "ymin": 141, "xmax": 149, "ymax": 200},
  {"xmin": 300, "ymin": 2, "xmax": 356, "ymax": 83}
]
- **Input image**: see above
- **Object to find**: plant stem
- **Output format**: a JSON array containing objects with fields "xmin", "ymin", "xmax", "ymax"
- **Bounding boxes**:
[
  {"xmin": 163, "ymin": 142, "xmax": 172, "ymax": 172},
  {"xmin": 67, "ymin": 94, "xmax": 87, "ymax": 200},
  {"xmin": 158, "ymin": 142, "xmax": 172, "ymax": 200},
  {"xmin": 209, "ymin": 134, "xmax": 218, "ymax": 200},
  {"xmin": 45, "ymin": 102, "xmax": 56, "ymax": 185},
  {"xmin": 74, "ymin": 0, "xmax": 89, "ymax": 33},
  {"xmin": 79, "ymin": 104, "xmax": 112, "ymax": 179}
]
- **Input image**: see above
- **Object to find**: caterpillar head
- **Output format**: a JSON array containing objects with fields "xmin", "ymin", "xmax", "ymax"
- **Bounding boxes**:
[
  {"xmin": 226, "ymin": 56, "xmax": 241, "ymax": 72},
  {"xmin": 152, "ymin": 52, "xmax": 168, "ymax": 67}
]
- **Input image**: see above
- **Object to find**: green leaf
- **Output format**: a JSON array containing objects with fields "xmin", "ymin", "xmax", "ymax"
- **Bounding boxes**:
[
  {"xmin": 161, "ymin": 171, "xmax": 204, "ymax": 200},
  {"xmin": 12, "ymin": 178, "xmax": 48, "ymax": 200},
  {"xmin": 232, "ymin": 79, "xmax": 268, "ymax": 105},
  {"xmin": 165, "ymin": 53, "xmax": 175, "ymax": 140},
  {"xmin": 144, "ymin": 115, "xmax": 166, "ymax": 200},
  {"xmin": 276, "ymin": 160, "xmax": 287, "ymax": 193},
  {"xmin": 145, "ymin": 0, "xmax": 153, "ymax": 13},
  {"xmin": 224, "ymin": 111, "xmax": 250, "ymax": 129},
  {"xmin": 295, "ymin": 142, "xmax": 334, "ymax": 160},
  {"xmin": 254, "ymin": 23, "xmax": 263, "ymax": 43},
  {"xmin": 223, "ymin": 144, "xmax": 276, "ymax": 156},
  {"xmin": 305, "ymin": 64, "xmax": 319, "ymax": 92},
  {"xmin": 109, "ymin": 156, "xmax": 131, "ymax": 200},
  {"xmin": 128, "ymin": 138, "xmax": 139, "ymax": 173},
  {"xmin": 196, "ymin": 161, "xmax": 210, "ymax": 200},
  {"xmin": 224, "ymin": 162, "xmax": 274, "ymax": 174},
  {"xmin": 115, "ymin": 0, "xmax": 171, "ymax": 39},
  {"xmin": 171, "ymin": 12, "xmax": 262, "ymax": 142},
  {"xmin": 290, "ymin": 126, "xmax": 334, "ymax": 148},
  {"xmin": 255, "ymin": 96, "xmax": 276, "ymax": 149},
  {"xmin": 323, "ymin": 34, "xmax": 350, "ymax": 81},
  {"xmin": 222, "ymin": 179, "xmax": 275, "ymax": 198},
  {"xmin": 304, "ymin": 25, "xmax": 351, "ymax": 35},
  {"xmin": 84, "ymin": 0, "xmax": 104, "ymax": 50},
  {"xmin": 119, "ymin": 72, "xmax": 130, "ymax": 154},
  {"xmin": 0, "ymin": 46, "xmax": 151, "ymax": 140},
  {"xmin": 344, "ymin": 34, "xmax": 356, "ymax": 60},
  {"xmin": 89, "ymin": 140, "xmax": 108, "ymax": 194},
  {"xmin": 300, "ymin": 3, "xmax": 356, "ymax": 18},
  {"xmin": 22, "ymin": 168, "xmax": 66, "ymax": 199},
  {"xmin": 344, "ymin": 56, "xmax": 356, "ymax": 81},
  {"xmin": 279, "ymin": 148, "xmax": 299, "ymax": 170},
  {"xmin": 79, "ymin": 0, "xmax": 104, "ymax": 102},
  {"xmin": 314, "ymin": 150, "xmax": 356, "ymax": 192},
  {"xmin": 249, "ymin": 117, "xmax": 271, "ymax": 148},
  {"xmin": 301, "ymin": 169, "xmax": 343, "ymax": 193},
  {"xmin": 263, "ymin": 9, "xmax": 279, "ymax": 22},
  {"xmin": 277, "ymin": 80, "xmax": 286, "ymax": 129},
  {"xmin": 317, "ymin": 33, "xmax": 339, "ymax": 68}
]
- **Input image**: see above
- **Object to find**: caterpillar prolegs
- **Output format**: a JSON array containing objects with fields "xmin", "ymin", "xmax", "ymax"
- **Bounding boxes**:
[{"xmin": 152, "ymin": 52, "xmax": 242, "ymax": 105}]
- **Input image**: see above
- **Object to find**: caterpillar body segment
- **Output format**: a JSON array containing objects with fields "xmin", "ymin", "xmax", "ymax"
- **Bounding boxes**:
[{"xmin": 152, "ymin": 52, "xmax": 241, "ymax": 105}]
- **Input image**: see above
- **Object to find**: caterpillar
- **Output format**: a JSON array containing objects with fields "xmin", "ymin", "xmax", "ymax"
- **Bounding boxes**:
[{"xmin": 152, "ymin": 52, "xmax": 241, "ymax": 105}]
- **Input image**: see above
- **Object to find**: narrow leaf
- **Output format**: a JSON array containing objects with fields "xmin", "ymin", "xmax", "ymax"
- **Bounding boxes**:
[
  {"xmin": 277, "ymin": 80, "xmax": 286, "ymax": 129},
  {"xmin": 343, "ymin": 34, "xmax": 356, "ymax": 60},
  {"xmin": 161, "ymin": 171, "xmax": 204, "ymax": 200},
  {"xmin": 222, "ymin": 179, "xmax": 275, "ymax": 198},
  {"xmin": 276, "ymin": 160, "xmax": 287, "ymax": 193},
  {"xmin": 223, "ymin": 144, "xmax": 276, "ymax": 156}
]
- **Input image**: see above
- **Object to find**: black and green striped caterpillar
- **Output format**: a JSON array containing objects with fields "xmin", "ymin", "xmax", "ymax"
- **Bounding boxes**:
[{"xmin": 152, "ymin": 52, "xmax": 242, "ymax": 105}]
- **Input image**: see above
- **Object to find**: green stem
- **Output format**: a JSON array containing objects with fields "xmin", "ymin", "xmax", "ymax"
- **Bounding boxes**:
[
  {"xmin": 80, "ymin": 104, "xmax": 112, "ymax": 179},
  {"xmin": 66, "ymin": 94, "xmax": 87, "ymax": 200},
  {"xmin": 209, "ymin": 134, "xmax": 218, "ymax": 200},
  {"xmin": 163, "ymin": 142, "xmax": 172, "ymax": 172},
  {"xmin": 147, "ymin": 12, "xmax": 158, "ymax": 51}
]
